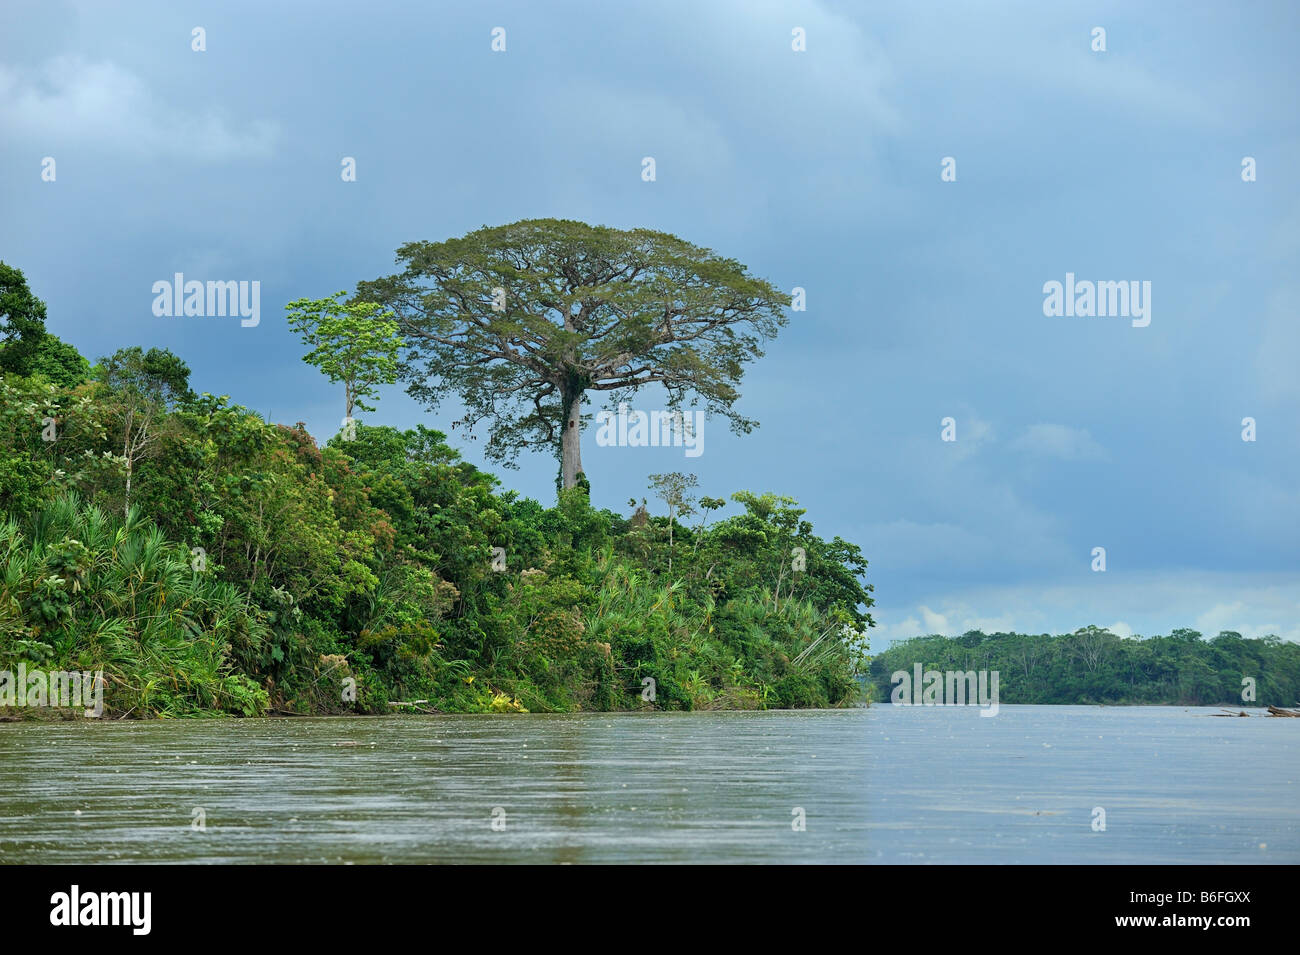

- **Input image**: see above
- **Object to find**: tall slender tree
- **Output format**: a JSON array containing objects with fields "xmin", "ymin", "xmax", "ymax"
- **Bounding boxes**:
[
  {"xmin": 285, "ymin": 293, "xmax": 402, "ymax": 431},
  {"xmin": 648, "ymin": 471, "xmax": 698, "ymax": 571}
]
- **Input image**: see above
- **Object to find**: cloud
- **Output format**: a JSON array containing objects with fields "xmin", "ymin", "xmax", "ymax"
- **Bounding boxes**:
[
  {"xmin": 1012, "ymin": 423, "xmax": 1107, "ymax": 460},
  {"xmin": 871, "ymin": 572, "xmax": 1300, "ymax": 646},
  {"xmin": 919, "ymin": 606, "xmax": 950, "ymax": 634},
  {"xmin": 955, "ymin": 414, "xmax": 995, "ymax": 455},
  {"xmin": 692, "ymin": 0, "xmax": 900, "ymax": 136},
  {"xmin": 1194, "ymin": 602, "xmax": 1296, "ymax": 642},
  {"xmin": 933, "ymin": 410, "xmax": 995, "ymax": 464},
  {"xmin": 0, "ymin": 56, "xmax": 278, "ymax": 160},
  {"xmin": 856, "ymin": 2, "xmax": 1224, "ymax": 128}
]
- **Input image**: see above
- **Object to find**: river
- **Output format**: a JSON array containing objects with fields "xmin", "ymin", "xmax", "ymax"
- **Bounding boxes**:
[{"xmin": 1, "ymin": 705, "xmax": 1295, "ymax": 863}]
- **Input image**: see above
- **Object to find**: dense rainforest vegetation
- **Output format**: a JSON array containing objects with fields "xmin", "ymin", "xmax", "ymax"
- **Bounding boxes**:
[
  {"xmin": 0, "ymin": 256, "xmax": 874, "ymax": 718},
  {"xmin": 870, "ymin": 627, "xmax": 1300, "ymax": 708},
  {"xmin": 6, "ymin": 219, "xmax": 1292, "ymax": 720}
]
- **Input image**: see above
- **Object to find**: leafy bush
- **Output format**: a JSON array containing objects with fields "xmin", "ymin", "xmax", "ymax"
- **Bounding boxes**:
[{"xmin": 0, "ymin": 496, "xmax": 270, "ymax": 717}]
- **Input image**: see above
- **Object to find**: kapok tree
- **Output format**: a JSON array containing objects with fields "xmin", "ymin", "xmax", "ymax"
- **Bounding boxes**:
[{"xmin": 356, "ymin": 219, "xmax": 788, "ymax": 489}]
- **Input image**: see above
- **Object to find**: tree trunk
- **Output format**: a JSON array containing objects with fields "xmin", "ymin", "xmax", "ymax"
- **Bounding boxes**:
[
  {"xmin": 561, "ymin": 388, "xmax": 584, "ymax": 489},
  {"xmin": 667, "ymin": 504, "xmax": 674, "ymax": 571},
  {"xmin": 123, "ymin": 423, "xmax": 132, "ymax": 523}
]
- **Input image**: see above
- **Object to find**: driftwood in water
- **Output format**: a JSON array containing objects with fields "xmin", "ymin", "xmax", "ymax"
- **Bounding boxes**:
[
  {"xmin": 388, "ymin": 699, "xmax": 439, "ymax": 714},
  {"xmin": 1215, "ymin": 709, "xmax": 1249, "ymax": 717},
  {"xmin": 1267, "ymin": 705, "xmax": 1300, "ymax": 717}
]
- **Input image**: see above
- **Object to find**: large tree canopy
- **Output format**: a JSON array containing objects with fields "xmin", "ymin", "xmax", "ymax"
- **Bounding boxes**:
[
  {"xmin": 357, "ymin": 219, "xmax": 789, "ymax": 488},
  {"xmin": 0, "ymin": 261, "xmax": 48, "ymax": 371},
  {"xmin": 96, "ymin": 346, "xmax": 194, "ymax": 518},
  {"xmin": 0, "ymin": 262, "xmax": 91, "ymax": 386},
  {"xmin": 98, "ymin": 346, "xmax": 194, "ymax": 407}
]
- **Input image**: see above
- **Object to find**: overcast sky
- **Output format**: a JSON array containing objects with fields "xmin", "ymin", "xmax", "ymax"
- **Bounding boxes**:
[{"xmin": 2, "ymin": 0, "xmax": 1297, "ymax": 645}]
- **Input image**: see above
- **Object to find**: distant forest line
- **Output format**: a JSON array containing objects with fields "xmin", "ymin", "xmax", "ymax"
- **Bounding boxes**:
[{"xmin": 868, "ymin": 627, "xmax": 1300, "ymax": 707}]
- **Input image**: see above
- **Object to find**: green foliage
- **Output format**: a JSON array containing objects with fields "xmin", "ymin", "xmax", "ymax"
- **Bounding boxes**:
[
  {"xmin": 0, "ymin": 261, "xmax": 51, "ymax": 378},
  {"xmin": 356, "ymin": 219, "xmax": 789, "ymax": 485},
  {"xmin": 0, "ymin": 375, "xmax": 118, "ymax": 516},
  {"xmin": 93, "ymin": 346, "xmax": 196, "ymax": 519},
  {"xmin": 869, "ymin": 627, "xmax": 1300, "ymax": 707},
  {"xmin": 0, "ymin": 263, "xmax": 875, "ymax": 718},
  {"xmin": 285, "ymin": 292, "xmax": 402, "ymax": 423},
  {"xmin": 0, "ymin": 496, "xmax": 269, "ymax": 717},
  {"xmin": 0, "ymin": 262, "xmax": 90, "ymax": 387},
  {"xmin": 97, "ymin": 347, "xmax": 194, "ymax": 406},
  {"xmin": 24, "ymin": 334, "xmax": 91, "ymax": 387}
]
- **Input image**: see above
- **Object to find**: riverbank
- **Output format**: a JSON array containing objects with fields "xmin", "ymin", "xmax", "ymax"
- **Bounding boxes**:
[{"xmin": 3, "ymin": 365, "xmax": 873, "ymax": 718}]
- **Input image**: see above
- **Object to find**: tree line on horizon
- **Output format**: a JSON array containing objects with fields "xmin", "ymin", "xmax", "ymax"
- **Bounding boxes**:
[{"xmin": 869, "ymin": 626, "xmax": 1300, "ymax": 707}]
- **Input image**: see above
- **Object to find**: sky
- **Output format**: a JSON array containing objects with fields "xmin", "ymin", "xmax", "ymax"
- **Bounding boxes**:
[{"xmin": 1, "ymin": 0, "xmax": 1297, "ymax": 646}]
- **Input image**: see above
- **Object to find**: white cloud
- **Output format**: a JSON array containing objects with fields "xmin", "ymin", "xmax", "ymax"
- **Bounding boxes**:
[
  {"xmin": 919, "ymin": 606, "xmax": 950, "ymax": 634},
  {"xmin": 0, "ymin": 56, "xmax": 278, "ymax": 160},
  {"xmin": 1194, "ymin": 602, "xmax": 1295, "ymax": 642},
  {"xmin": 871, "ymin": 572, "xmax": 1300, "ymax": 646},
  {"xmin": 946, "ymin": 412, "xmax": 995, "ymax": 461},
  {"xmin": 1012, "ymin": 423, "xmax": 1107, "ymax": 460}
]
